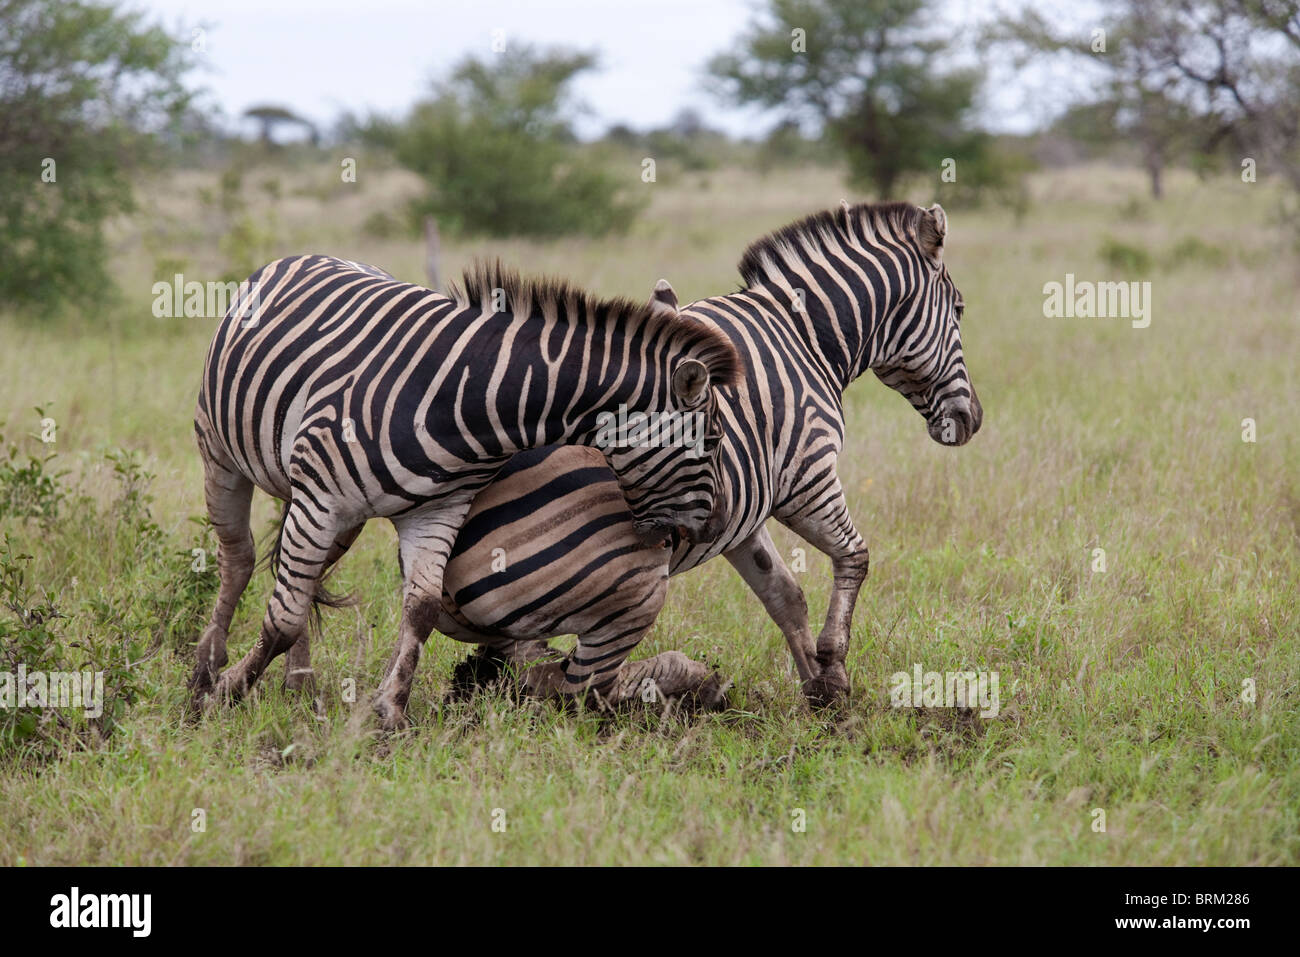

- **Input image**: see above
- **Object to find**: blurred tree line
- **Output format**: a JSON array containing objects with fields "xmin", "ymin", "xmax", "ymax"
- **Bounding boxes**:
[
  {"xmin": 2, "ymin": 0, "xmax": 1299, "ymax": 318},
  {"xmin": 989, "ymin": 0, "xmax": 1300, "ymax": 199}
]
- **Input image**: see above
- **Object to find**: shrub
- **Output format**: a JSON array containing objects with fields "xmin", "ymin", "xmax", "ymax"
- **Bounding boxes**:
[
  {"xmin": 0, "ymin": 410, "xmax": 66, "ymax": 525},
  {"xmin": 1097, "ymin": 237, "xmax": 1153, "ymax": 273},
  {"xmin": 365, "ymin": 47, "xmax": 643, "ymax": 239},
  {"xmin": 0, "ymin": 435, "xmax": 217, "ymax": 765},
  {"xmin": 1164, "ymin": 236, "xmax": 1228, "ymax": 270}
]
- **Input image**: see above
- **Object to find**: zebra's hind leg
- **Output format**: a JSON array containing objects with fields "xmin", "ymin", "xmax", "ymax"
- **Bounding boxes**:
[
  {"xmin": 605, "ymin": 651, "xmax": 730, "ymax": 712},
  {"xmin": 283, "ymin": 522, "xmax": 364, "ymax": 693},
  {"xmin": 516, "ymin": 577, "xmax": 728, "ymax": 712},
  {"xmin": 190, "ymin": 420, "xmax": 256, "ymax": 700},
  {"xmin": 372, "ymin": 505, "xmax": 471, "ymax": 731},
  {"xmin": 209, "ymin": 497, "xmax": 338, "ymax": 706}
]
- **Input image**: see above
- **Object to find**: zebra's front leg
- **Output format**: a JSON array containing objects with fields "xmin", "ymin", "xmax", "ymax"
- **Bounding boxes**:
[
  {"xmin": 516, "ymin": 579, "xmax": 728, "ymax": 711},
  {"xmin": 517, "ymin": 575, "xmax": 667, "ymax": 704},
  {"xmin": 520, "ymin": 648, "xmax": 728, "ymax": 712},
  {"xmin": 778, "ymin": 477, "xmax": 869, "ymax": 707},
  {"xmin": 372, "ymin": 506, "xmax": 470, "ymax": 731}
]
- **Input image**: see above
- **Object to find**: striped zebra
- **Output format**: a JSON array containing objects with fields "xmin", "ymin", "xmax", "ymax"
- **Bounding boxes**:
[
  {"xmin": 190, "ymin": 254, "xmax": 738, "ymax": 729},
  {"xmin": 282, "ymin": 201, "xmax": 982, "ymax": 708},
  {"xmin": 430, "ymin": 201, "xmax": 982, "ymax": 707}
]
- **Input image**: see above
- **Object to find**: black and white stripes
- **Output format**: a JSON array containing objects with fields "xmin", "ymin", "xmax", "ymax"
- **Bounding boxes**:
[
  {"xmin": 430, "ymin": 201, "xmax": 981, "ymax": 704},
  {"xmin": 190, "ymin": 254, "xmax": 737, "ymax": 727}
]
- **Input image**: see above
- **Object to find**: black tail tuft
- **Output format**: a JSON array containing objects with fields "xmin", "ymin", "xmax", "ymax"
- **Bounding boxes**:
[{"xmin": 258, "ymin": 500, "xmax": 357, "ymax": 638}]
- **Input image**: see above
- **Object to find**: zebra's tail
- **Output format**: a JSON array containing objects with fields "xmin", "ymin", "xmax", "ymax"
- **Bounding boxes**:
[{"xmin": 258, "ymin": 500, "xmax": 357, "ymax": 638}]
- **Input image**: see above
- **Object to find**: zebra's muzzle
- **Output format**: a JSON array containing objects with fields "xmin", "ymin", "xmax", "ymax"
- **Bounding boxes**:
[{"xmin": 928, "ymin": 393, "xmax": 982, "ymax": 447}]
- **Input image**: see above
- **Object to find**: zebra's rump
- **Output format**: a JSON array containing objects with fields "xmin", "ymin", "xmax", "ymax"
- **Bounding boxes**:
[
  {"xmin": 440, "ymin": 445, "xmax": 668, "ymax": 637},
  {"xmin": 197, "ymin": 255, "xmax": 501, "ymax": 513}
]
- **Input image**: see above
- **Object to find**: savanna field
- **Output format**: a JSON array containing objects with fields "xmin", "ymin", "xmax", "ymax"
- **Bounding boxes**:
[{"xmin": 0, "ymin": 161, "xmax": 1296, "ymax": 865}]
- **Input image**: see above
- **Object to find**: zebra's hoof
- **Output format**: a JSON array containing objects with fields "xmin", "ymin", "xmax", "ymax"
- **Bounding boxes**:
[
  {"xmin": 682, "ymin": 674, "xmax": 732, "ymax": 713},
  {"xmin": 372, "ymin": 696, "xmax": 410, "ymax": 732},
  {"xmin": 803, "ymin": 674, "xmax": 849, "ymax": 710},
  {"xmin": 283, "ymin": 668, "xmax": 316, "ymax": 695},
  {"xmin": 449, "ymin": 648, "xmax": 507, "ymax": 700}
]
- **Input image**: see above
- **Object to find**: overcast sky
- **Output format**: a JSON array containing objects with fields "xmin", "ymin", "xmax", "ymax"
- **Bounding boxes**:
[{"xmin": 139, "ymin": 0, "xmax": 1094, "ymax": 139}]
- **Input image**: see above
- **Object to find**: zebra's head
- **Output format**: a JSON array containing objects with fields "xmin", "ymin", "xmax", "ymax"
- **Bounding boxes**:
[
  {"xmin": 871, "ymin": 204, "xmax": 983, "ymax": 447},
  {"xmin": 595, "ymin": 287, "xmax": 737, "ymax": 547}
]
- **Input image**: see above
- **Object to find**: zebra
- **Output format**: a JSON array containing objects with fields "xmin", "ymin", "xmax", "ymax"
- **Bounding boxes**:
[
  {"xmin": 190, "ymin": 254, "xmax": 738, "ymax": 729},
  {"xmin": 284, "ymin": 201, "xmax": 982, "ymax": 709}
]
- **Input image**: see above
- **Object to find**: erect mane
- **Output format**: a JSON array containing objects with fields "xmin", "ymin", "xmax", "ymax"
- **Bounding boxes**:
[
  {"xmin": 448, "ymin": 259, "xmax": 739, "ymax": 388},
  {"xmin": 737, "ymin": 200, "xmax": 924, "ymax": 288}
]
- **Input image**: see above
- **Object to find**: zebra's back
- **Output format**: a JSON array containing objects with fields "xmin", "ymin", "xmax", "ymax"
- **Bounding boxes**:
[{"xmin": 198, "ymin": 254, "xmax": 495, "ymax": 516}]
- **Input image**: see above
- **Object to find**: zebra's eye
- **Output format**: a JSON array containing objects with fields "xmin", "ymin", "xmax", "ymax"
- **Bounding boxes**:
[
  {"xmin": 703, "ymin": 432, "xmax": 722, "ymax": 452},
  {"xmin": 955, "ymin": 303, "xmax": 965, "ymax": 321}
]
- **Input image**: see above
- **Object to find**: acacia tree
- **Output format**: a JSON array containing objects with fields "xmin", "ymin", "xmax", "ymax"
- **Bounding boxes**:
[
  {"xmin": 0, "ymin": 0, "xmax": 194, "ymax": 315},
  {"xmin": 989, "ymin": 0, "xmax": 1219, "ymax": 198},
  {"xmin": 243, "ymin": 105, "xmax": 318, "ymax": 147},
  {"xmin": 707, "ymin": 0, "xmax": 987, "ymax": 198}
]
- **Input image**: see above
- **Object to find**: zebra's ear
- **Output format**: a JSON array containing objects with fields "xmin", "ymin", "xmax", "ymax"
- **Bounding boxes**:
[
  {"xmin": 917, "ymin": 204, "xmax": 948, "ymax": 262},
  {"xmin": 672, "ymin": 358, "xmax": 710, "ymax": 408},
  {"xmin": 647, "ymin": 278, "xmax": 678, "ymax": 318}
]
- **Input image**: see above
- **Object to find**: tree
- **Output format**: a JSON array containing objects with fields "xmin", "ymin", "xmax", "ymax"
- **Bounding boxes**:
[
  {"xmin": 989, "ymin": 0, "xmax": 1300, "ymax": 198},
  {"xmin": 988, "ymin": 0, "xmax": 1215, "ymax": 198},
  {"xmin": 242, "ymin": 104, "xmax": 318, "ymax": 147},
  {"xmin": 364, "ymin": 46, "xmax": 642, "ymax": 238},
  {"xmin": 1153, "ymin": 0, "xmax": 1300, "ymax": 193},
  {"xmin": 0, "ymin": 0, "xmax": 194, "ymax": 315},
  {"xmin": 707, "ymin": 0, "xmax": 987, "ymax": 198}
]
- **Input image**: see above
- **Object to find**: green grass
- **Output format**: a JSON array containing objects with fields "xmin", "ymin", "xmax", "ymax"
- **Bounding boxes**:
[{"xmin": 0, "ymin": 162, "xmax": 1296, "ymax": 864}]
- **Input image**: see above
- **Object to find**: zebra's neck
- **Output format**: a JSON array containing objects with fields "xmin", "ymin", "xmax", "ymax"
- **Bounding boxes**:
[
  {"xmin": 731, "ymin": 208, "xmax": 920, "ymax": 394},
  {"xmin": 737, "ymin": 268, "xmax": 903, "ymax": 396}
]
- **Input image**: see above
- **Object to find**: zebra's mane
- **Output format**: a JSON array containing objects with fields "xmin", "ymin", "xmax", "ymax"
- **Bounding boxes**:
[
  {"xmin": 737, "ymin": 200, "xmax": 924, "ymax": 288},
  {"xmin": 449, "ymin": 259, "xmax": 740, "ymax": 387}
]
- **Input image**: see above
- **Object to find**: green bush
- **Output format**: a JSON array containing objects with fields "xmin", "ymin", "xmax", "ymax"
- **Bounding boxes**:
[
  {"xmin": 1164, "ymin": 236, "xmax": 1228, "ymax": 270},
  {"xmin": 1097, "ymin": 237, "xmax": 1153, "ymax": 273},
  {"xmin": 0, "ymin": 432, "xmax": 217, "ymax": 765},
  {"xmin": 0, "ymin": 410, "xmax": 66, "ymax": 525},
  {"xmin": 365, "ymin": 47, "xmax": 643, "ymax": 238},
  {"xmin": 0, "ymin": 0, "xmax": 194, "ymax": 317}
]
